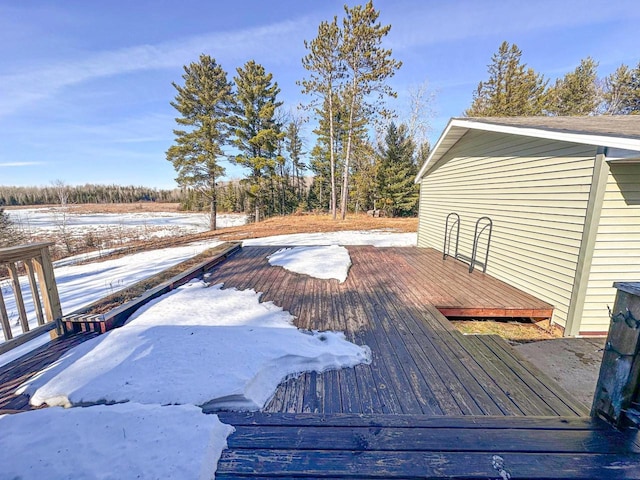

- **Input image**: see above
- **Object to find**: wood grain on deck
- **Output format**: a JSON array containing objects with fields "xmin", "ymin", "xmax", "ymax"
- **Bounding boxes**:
[{"xmin": 206, "ymin": 245, "xmax": 583, "ymax": 417}]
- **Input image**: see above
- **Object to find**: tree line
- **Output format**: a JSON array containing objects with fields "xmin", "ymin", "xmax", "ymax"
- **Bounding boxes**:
[
  {"xmin": 169, "ymin": 5, "xmax": 640, "ymax": 232},
  {"xmin": 466, "ymin": 41, "xmax": 640, "ymax": 117},
  {"xmin": 0, "ymin": 184, "xmax": 184, "ymax": 207}
]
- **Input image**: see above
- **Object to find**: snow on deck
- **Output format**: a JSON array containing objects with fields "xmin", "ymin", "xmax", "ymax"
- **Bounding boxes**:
[
  {"xmin": 0, "ymin": 403, "xmax": 233, "ymax": 480},
  {"xmin": 20, "ymin": 281, "xmax": 371, "ymax": 409},
  {"xmin": 1, "ymin": 229, "xmax": 414, "ymax": 479},
  {"xmin": 8, "ymin": 277, "xmax": 370, "ymax": 479},
  {"xmin": 268, "ymin": 245, "xmax": 351, "ymax": 283}
]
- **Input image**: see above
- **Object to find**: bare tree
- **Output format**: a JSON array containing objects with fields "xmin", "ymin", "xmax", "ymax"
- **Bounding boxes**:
[
  {"xmin": 407, "ymin": 80, "xmax": 436, "ymax": 148},
  {"xmin": 51, "ymin": 179, "xmax": 73, "ymax": 254}
]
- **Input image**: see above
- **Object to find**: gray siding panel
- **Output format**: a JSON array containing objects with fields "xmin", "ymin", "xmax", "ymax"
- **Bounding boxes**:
[
  {"xmin": 417, "ymin": 130, "xmax": 596, "ymax": 329},
  {"xmin": 581, "ymin": 163, "xmax": 640, "ymax": 333}
]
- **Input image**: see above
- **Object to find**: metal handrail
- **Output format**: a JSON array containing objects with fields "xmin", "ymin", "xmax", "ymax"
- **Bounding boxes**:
[
  {"xmin": 469, "ymin": 216, "xmax": 493, "ymax": 273},
  {"xmin": 443, "ymin": 213, "xmax": 460, "ymax": 260}
]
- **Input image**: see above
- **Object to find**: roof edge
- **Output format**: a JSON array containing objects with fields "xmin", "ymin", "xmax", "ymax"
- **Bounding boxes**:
[
  {"xmin": 414, "ymin": 118, "xmax": 461, "ymax": 183},
  {"xmin": 415, "ymin": 117, "xmax": 640, "ymax": 182}
]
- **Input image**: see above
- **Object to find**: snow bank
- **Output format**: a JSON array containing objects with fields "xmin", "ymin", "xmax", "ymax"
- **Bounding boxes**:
[
  {"xmin": 21, "ymin": 282, "xmax": 371, "ymax": 410},
  {"xmin": 52, "ymin": 247, "xmax": 120, "ymax": 267},
  {"xmin": 243, "ymin": 229, "xmax": 417, "ymax": 247},
  {"xmin": 268, "ymin": 245, "xmax": 351, "ymax": 283},
  {"xmin": 0, "ymin": 403, "xmax": 233, "ymax": 480}
]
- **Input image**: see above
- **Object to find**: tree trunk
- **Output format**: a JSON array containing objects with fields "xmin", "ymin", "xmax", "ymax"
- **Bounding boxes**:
[
  {"xmin": 255, "ymin": 196, "xmax": 260, "ymax": 224},
  {"xmin": 210, "ymin": 192, "xmax": 217, "ymax": 231},
  {"xmin": 340, "ymin": 82, "xmax": 358, "ymax": 220},
  {"xmin": 328, "ymin": 84, "xmax": 337, "ymax": 220}
]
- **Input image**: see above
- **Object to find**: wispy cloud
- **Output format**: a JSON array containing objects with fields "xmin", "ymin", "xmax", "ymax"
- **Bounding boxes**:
[
  {"xmin": 387, "ymin": 0, "xmax": 640, "ymax": 50},
  {"xmin": 0, "ymin": 161, "xmax": 45, "ymax": 167},
  {"xmin": 0, "ymin": 17, "xmax": 312, "ymax": 117}
]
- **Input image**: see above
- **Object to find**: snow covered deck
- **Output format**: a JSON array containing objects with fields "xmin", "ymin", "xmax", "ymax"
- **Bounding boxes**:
[
  {"xmin": 207, "ymin": 245, "xmax": 576, "ymax": 417},
  {"xmin": 207, "ymin": 246, "xmax": 639, "ymax": 479},
  {"xmin": 2, "ymin": 244, "xmax": 639, "ymax": 478}
]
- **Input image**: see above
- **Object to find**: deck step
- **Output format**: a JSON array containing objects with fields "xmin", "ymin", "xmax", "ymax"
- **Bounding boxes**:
[{"xmin": 216, "ymin": 413, "xmax": 640, "ymax": 479}]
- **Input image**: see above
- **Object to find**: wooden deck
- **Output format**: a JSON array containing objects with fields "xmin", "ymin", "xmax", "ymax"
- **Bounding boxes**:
[
  {"xmin": 204, "ymin": 246, "xmax": 578, "ymax": 417},
  {"xmin": 1, "ymin": 244, "xmax": 638, "ymax": 478},
  {"xmin": 205, "ymin": 245, "xmax": 639, "ymax": 478},
  {"xmin": 216, "ymin": 412, "xmax": 640, "ymax": 479},
  {"xmin": 395, "ymin": 247, "xmax": 554, "ymax": 318}
]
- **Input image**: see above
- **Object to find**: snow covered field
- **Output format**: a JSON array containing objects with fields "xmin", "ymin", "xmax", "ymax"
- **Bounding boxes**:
[
  {"xmin": 6, "ymin": 207, "xmax": 247, "ymax": 242},
  {"xmin": 1, "ymin": 230, "xmax": 413, "ymax": 479}
]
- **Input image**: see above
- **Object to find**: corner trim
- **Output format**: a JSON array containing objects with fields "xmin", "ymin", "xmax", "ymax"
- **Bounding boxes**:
[{"xmin": 564, "ymin": 147, "xmax": 609, "ymax": 337}]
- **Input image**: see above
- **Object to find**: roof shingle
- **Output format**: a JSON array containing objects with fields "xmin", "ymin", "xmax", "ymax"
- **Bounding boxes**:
[{"xmin": 461, "ymin": 116, "xmax": 640, "ymax": 140}]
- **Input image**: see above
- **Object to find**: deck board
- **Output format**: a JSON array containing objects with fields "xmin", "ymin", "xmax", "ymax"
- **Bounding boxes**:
[
  {"xmin": 208, "ymin": 246, "xmax": 577, "ymax": 417},
  {"xmin": 0, "ymin": 331, "xmax": 99, "ymax": 412},
  {"xmin": 216, "ymin": 413, "xmax": 640, "ymax": 479}
]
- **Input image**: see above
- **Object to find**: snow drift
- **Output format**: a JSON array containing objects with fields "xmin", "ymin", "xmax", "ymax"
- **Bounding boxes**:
[
  {"xmin": 0, "ymin": 403, "xmax": 233, "ymax": 480},
  {"xmin": 20, "ymin": 281, "xmax": 371, "ymax": 410}
]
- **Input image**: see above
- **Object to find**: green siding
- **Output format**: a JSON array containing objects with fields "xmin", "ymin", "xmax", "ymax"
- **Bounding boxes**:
[
  {"xmin": 417, "ymin": 130, "xmax": 597, "ymax": 329},
  {"xmin": 581, "ymin": 163, "xmax": 640, "ymax": 333}
]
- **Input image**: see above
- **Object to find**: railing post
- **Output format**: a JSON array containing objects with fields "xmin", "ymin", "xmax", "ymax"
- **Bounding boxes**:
[
  {"xmin": 592, "ymin": 282, "xmax": 640, "ymax": 427},
  {"xmin": 0, "ymin": 242, "xmax": 63, "ymax": 343},
  {"xmin": 25, "ymin": 260, "xmax": 45, "ymax": 326},
  {"xmin": 32, "ymin": 246, "xmax": 62, "ymax": 324},
  {"xmin": 7, "ymin": 263, "xmax": 29, "ymax": 333},
  {"xmin": 0, "ymin": 287, "xmax": 12, "ymax": 341}
]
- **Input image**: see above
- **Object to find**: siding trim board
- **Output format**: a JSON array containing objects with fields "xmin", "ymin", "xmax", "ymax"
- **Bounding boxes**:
[
  {"xmin": 580, "ymin": 162, "xmax": 640, "ymax": 334},
  {"xmin": 565, "ymin": 148, "xmax": 609, "ymax": 337}
]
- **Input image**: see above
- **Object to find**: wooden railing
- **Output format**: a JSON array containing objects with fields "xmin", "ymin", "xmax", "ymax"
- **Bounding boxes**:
[{"xmin": 0, "ymin": 242, "xmax": 62, "ymax": 342}]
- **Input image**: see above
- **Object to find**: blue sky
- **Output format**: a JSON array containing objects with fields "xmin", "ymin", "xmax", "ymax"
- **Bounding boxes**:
[{"xmin": 0, "ymin": 0, "xmax": 638, "ymax": 189}]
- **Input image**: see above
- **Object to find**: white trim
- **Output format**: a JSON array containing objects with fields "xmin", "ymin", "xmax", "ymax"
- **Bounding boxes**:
[
  {"xmin": 414, "ymin": 119, "xmax": 467, "ymax": 182},
  {"xmin": 416, "ymin": 118, "xmax": 640, "ymax": 181}
]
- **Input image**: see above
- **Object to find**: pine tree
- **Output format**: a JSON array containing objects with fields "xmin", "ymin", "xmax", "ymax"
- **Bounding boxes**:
[
  {"xmin": 350, "ymin": 140, "xmax": 376, "ymax": 214},
  {"xmin": 301, "ymin": 2, "xmax": 400, "ymax": 220},
  {"xmin": 285, "ymin": 118, "xmax": 307, "ymax": 203},
  {"xmin": 166, "ymin": 54, "xmax": 233, "ymax": 231},
  {"xmin": 466, "ymin": 41, "xmax": 547, "ymax": 117},
  {"xmin": 232, "ymin": 61, "xmax": 284, "ymax": 223},
  {"xmin": 547, "ymin": 57, "xmax": 600, "ymax": 116},
  {"xmin": 603, "ymin": 62, "xmax": 640, "ymax": 115},
  {"xmin": 308, "ymin": 144, "xmax": 332, "ymax": 212},
  {"xmin": 301, "ymin": 17, "xmax": 343, "ymax": 219},
  {"xmin": 308, "ymin": 93, "xmax": 347, "ymax": 211},
  {"xmin": 376, "ymin": 122, "xmax": 419, "ymax": 217},
  {"xmin": 339, "ymin": 1, "xmax": 401, "ymax": 219}
]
